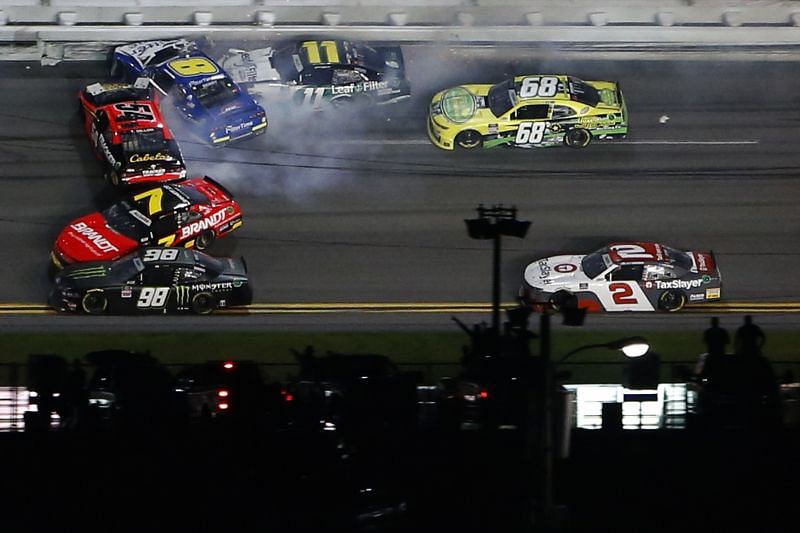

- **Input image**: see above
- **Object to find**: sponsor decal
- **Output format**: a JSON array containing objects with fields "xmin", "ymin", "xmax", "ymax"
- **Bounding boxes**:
[
  {"xmin": 654, "ymin": 278, "xmax": 709, "ymax": 290},
  {"xmin": 644, "ymin": 281, "xmax": 653, "ymax": 289},
  {"xmin": 579, "ymin": 283, "xmax": 588, "ymax": 290},
  {"xmin": 129, "ymin": 153, "xmax": 171, "ymax": 164},
  {"xmin": 97, "ymin": 135, "xmax": 119, "ymax": 169},
  {"xmin": 706, "ymin": 287, "xmax": 721, "ymax": 299},
  {"xmin": 175, "ymin": 285, "xmax": 191, "ymax": 308},
  {"xmin": 179, "ymin": 210, "xmax": 227, "ymax": 239},
  {"xmin": 221, "ymin": 103, "xmax": 241, "ymax": 114},
  {"xmin": 226, "ymin": 121, "xmax": 253, "ymax": 134},
  {"xmin": 538, "ymin": 259, "xmax": 550, "ymax": 279},
  {"xmin": 233, "ymin": 279, "xmax": 244, "ymax": 288},
  {"xmin": 689, "ymin": 293, "xmax": 705, "ymax": 302},
  {"xmin": 696, "ymin": 253, "xmax": 711, "ymax": 272},
  {"xmin": 554, "ymin": 263, "xmax": 577, "ymax": 273},
  {"xmin": 139, "ymin": 169, "xmax": 166, "ymax": 177},
  {"xmin": 488, "ymin": 124, "xmax": 498, "ymax": 134},
  {"xmin": 193, "ymin": 282, "xmax": 233, "ymax": 291},
  {"xmin": 121, "ymin": 288, "xmax": 132, "ymax": 298},
  {"xmin": 128, "ymin": 209, "xmax": 152, "ymax": 226},
  {"xmin": 70, "ymin": 222, "xmax": 119, "ymax": 253}
]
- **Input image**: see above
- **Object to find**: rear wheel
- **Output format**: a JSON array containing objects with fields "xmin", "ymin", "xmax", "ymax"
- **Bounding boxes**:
[
  {"xmin": 195, "ymin": 230, "xmax": 215, "ymax": 251},
  {"xmin": 658, "ymin": 290, "xmax": 686, "ymax": 312},
  {"xmin": 455, "ymin": 130, "xmax": 483, "ymax": 150},
  {"xmin": 81, "ymin": 290, "xmax": 108, "ymax": 315},
  {"xmin": 564, "ymin": 128, "xmax": 592, "ymax": 149},
  {"xmin": 105, "ymin": 169, "xmax": 121, "ymax": 187},
  {"xmin": 191, "ymin": 292, "xmax": 216, "ymax": 315}
]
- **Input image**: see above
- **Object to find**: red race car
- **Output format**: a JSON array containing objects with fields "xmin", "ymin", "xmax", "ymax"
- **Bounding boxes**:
[
  {"xmin": 79, "ymin": 79, "xmax": 186, "ymax": 187},
  {"xmin": 51, "ymin": 177, "xmax": 242, "ymax": 268}
]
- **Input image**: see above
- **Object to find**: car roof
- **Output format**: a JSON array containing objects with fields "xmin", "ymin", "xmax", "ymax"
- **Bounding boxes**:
[
  {"xmin": 103, "ymin": 100, "xmax": 165, "ymax": 132},
  {"xmin": 605, "ymin": 242, "xmax": 673, "ymax": 265}
]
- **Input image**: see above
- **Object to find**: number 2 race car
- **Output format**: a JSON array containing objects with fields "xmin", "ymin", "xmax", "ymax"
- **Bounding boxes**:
[
  {"xmin": 50, "ymin": 177, "xmax": 242, "ymax": 269},
  {"xmin": 111, "ymin": 39, "xmax": 267, "ymax": 145},
  {"xmin": 79, "ymin": 79, "xmax": 186, "ymax": 187},
  {"xmin": 49, "ymin": 247, "xmax": 252, "ymax": 315},
  {"xmin": 428, "ymin": 74, "xmax": 627, "ymax": 150},
  {"xmin": 519, "ymin": 242, "xmax": 721, "ymax": 312},
  {"xmin": 219, "ymin": 39, "xmax": 410, "ymax": 110}
]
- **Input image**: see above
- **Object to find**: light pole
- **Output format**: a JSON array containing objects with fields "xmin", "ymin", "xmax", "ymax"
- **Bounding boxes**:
[
  {"xmin": 536, "ymin": 314, "xmax": 649, "ymax": 529},
  {"xmin": 464, "ymin": 204, "xmax": 531, "ymax": 335}
]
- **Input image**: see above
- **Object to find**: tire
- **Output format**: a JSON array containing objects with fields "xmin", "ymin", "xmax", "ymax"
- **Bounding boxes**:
[
  {"xmin": 81, "ymin": 290, "xmax": 108, "ymax": 315},
  {"xmin": 548, "ymin": 290, "xmax": 577, "ymax": 312},
  {"xmin": 658, "ymin": 290, "xmax": 686, "ymax": 312},
  {"xmin": 191, "ymin": 292, "xmax": 216, "ymax": 315},
  {"xmin": 105, "ymin": 169, "xmax": 121, "ymax": 187},
  {"xmin": 195, "ymin": 230, "xmax": 215, "ymax": 251},
  {"xmin": 455, "ymin": 130, "xmax": 483, "ymax": 150},
  {"xmin": 564, "ymin": 128, "xmax": 592, "ymax": 149}
]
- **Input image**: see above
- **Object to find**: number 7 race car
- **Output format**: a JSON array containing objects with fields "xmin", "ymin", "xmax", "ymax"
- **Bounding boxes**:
[
  {"xmin": 428, "ymin": 74, "xmax": 627, "ymax": 150},
  {"xmin": 519, "ymin": 242, "xmax": 721, "ymax": 312},
  {"xmin": 49, "ymin": 247, "xmax": 252, "ymax": 315}
]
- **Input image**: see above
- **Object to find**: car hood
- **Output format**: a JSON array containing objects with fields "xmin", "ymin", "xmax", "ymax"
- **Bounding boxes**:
[
  {"xmin": 55, "ymin": 212, "xmax": 139, "ymax": 263},
  {"xmin": 523, "ymin": 254, "xmax": 592, "ymax": 289}
]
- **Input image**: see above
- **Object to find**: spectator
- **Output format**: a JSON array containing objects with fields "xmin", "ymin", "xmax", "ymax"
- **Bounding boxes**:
[
  {"xmin": 61, "ymin": 358, "xmax": 86, "ymax": 430},
  {"xmin": 703, "ymin": 317, "xmax": 730, "ymax": 356},
  {"xmin": 734, "ymin": 315, "xmax": 766, "ymax": 356}
]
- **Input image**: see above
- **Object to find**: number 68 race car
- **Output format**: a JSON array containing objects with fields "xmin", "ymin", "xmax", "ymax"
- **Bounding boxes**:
[
  {"xmin": 519, "ymin": 242, "xmax": 721, "ymax": 312},
  {"xmin": 428, "ymin": 74, "xmax": 627, "ymax": 150}
]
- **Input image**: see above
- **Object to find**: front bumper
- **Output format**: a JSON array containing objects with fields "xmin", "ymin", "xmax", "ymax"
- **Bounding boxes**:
[{"xmin": 427, "ymin": 115, "xmax": 454, "ymax": 150}]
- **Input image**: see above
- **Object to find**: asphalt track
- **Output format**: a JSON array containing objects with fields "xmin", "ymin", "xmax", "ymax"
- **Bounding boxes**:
[{"xmin": 0, "ymin": 45, "xmax": 799, "ymax": 332}]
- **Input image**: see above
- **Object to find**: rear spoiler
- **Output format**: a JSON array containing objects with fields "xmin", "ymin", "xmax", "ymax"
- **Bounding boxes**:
[{"xmin": 202, "ymin": 176, "xmax": 234, "ymax": 199}]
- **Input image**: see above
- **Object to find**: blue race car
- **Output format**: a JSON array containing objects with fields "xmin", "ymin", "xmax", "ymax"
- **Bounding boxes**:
[{"xmin": 111, "ymin": 39, "xmax": 268, "ymax": 146}]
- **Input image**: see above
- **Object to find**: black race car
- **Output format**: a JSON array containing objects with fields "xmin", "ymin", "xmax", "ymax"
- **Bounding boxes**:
[
  {"xmin": 219, "ymin": 39, "xmax": 410, "ymax": 109},
  {"xmin": 49, "ymin": 247, "xmax": 252, "ymax": 315}
]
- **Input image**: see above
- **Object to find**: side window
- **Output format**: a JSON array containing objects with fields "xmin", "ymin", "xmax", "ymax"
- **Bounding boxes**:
[
  {"xmin": 332, "ymin": 69, "xmax": 363, "ymax": 86},
  {"xmin": 552, "ymin": 105, "xmax": 576, "ymax": 119},
  {"xmin": 141, "ymin": 264, "xmax": 174, "ymax": 286},
  {"xmin": 174, "ymin": 267, "xmax": 204, "ymax": 284},
  {"xmin": 511, "ymin": 104, "xmax": 550, "ymax": 121},
  {"xmin": 303, "ymin": 67, "xmax": 333, "ymax": 86},
  {"xmin": 610, "ymin": 265, "xmax": 644, "ymax": 282},
  {"xmin": 96, "ymin": 111, "xmax": 109, "ymax": 132},
  {"xmin": 152, "ymin": 212, "xmax": 178, "ymax": 236}
]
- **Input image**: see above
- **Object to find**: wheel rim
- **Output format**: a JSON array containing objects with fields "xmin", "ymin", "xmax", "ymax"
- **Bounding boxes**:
[
  {"xmin": 661, "ymin": 291, "xmax": 684, "ymax": 311},
  {"xmin": 196, "ymin": 231, "xmax": 214, "ymax": 250},
  {"xmin": 566, "ymin": 129, "xmax": 590, "ymax": 148},
  {"xmin": 82, "ymin": 291, "xmax": 106, "ymax": 314},
  {"xmin": 457, "ymin": 131, "xmax": 482, "ymax": 149}
]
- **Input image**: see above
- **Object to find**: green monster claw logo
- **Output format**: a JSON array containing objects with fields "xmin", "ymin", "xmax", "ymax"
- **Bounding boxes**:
[{"xmin": 702, "ymin": 275, "xmax": 711, "ymax": 284}]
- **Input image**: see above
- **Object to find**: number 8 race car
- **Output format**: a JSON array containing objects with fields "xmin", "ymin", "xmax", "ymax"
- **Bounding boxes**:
[
  {"xmin": 519, "ymin": 242, "xmax": 722, "ymax": 312},
  {"xmin": 428, "ymin": 74, "xmax": 627, "ymax": 150}
]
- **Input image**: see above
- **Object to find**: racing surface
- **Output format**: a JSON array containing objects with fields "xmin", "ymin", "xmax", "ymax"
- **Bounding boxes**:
[{"xmin": 0, "ymin": 45, "xmax": 799, "ymax": 331}]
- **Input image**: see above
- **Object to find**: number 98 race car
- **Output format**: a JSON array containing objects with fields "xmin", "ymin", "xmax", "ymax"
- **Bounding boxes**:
[{"xmin": 519, "ymin": 242, "xmax": 721, "ymax": 312}]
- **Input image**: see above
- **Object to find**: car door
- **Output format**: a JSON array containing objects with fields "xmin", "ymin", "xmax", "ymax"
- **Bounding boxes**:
[
  {"xmin": 134, "ymin": 262, "xmax": 176, "ymax": 313},
  {"xmin": 589, "ymin": 264, "xmax": 655, "ymax": 311},
  {"xmin": 508, "ymin": 103, "xmax": 551, "ymax": 147}
]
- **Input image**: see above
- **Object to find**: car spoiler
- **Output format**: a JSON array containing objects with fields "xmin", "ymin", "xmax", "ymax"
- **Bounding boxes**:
[{"xmin": 202, "ymin": 176, "xmax": 234, "ymax": 199}]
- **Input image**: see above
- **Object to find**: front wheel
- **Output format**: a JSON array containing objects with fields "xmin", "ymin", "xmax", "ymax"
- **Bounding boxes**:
[
  {"xmin": 455, "ymin": 130, "xmax": 483, "ymax": 150},
  {"xmin": 564, "ymin": 128, "xmax": 592, "ymax": 149},
  {"xmin": 81, "ymin": 290, "xmax": 108, "ymax": 315},
  {"xmin": 658, "ymin": 290, "xmax": 686, "ymax": 312},
  {"xmin": 105, "ymin": 168, "xmax": 122, "ymax": 187},
  {"xmin": 548, "ymin": 290, "xmax": 577, "ymax": 312},
  {"xmin": 191, "ymin": 292, "xmax": 216, "ymax": 315}
]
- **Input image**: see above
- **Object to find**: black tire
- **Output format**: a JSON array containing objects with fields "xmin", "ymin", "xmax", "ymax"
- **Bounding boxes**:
[
  {"xmin": 658, "ymin": 290, "xmax": 686, "ymax": 312},
  {"xmin": 564, "ymin": 128, "xmax": 592, "ymax": 149},
  {"xmin": 548, "ymin": 290, "xmax": 577, "ymax": 312},
  {"xmin": 105, "ymin": 169, "xmax": 121, "ymax": 187},
  {"xmin": 195, "ymin": 230, "xmax": 215, "ymax": 251},
  {"xmin": 191, "ymin": 292, "xmax": 216, "ymax": 315},
  {"xmin": 455, "ymin": 130, "xmax": 483, "ymax": 150},
  {"xmin": 81, "ymin": 290, "xmax": 108, "ymax": 315}
]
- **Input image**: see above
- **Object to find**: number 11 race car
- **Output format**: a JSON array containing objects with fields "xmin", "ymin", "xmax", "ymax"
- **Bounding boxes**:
[{"xmin": 519, "ymin": 242, "xmax": 721, "ymax": 312}]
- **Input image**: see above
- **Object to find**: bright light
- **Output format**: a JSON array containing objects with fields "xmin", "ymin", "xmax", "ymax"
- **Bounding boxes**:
[
  {"xmin": 218, "ymin": 402, "xmax": 229, "ymax": 410},
  {"xmin": 622, "ymin": 343, "xmax": 649, "ymax": 358},
  {"xmin": 223, "ymin": 362, "xmax": 235, "ymax": 370},
  {"xmin": 479, "ymin": 391, "xmax": 489, "ymax": 399},
  {"xmin": 217, "ymin": 389, "xmax": 229, "ymax": 398}
]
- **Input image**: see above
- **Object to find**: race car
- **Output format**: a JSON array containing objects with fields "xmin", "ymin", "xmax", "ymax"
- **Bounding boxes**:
[
  {"xmin": 51, "ymin": 177, "xmax": 242, "ymax": 269},
  {"xmin": 111, "ymin": 39, "xmax": 267, "ymax": 145},
  {"xmin": 78, "ymin": 78, "xmax": 186, "ymax": 187},
  {"xmin": 49, "ymin": 247, "xmax": 252, "ymax": 315},
  {"xmin": 218, "ymin": 39, "xmax": 410, "ymax": 109},
  {"xmin": 428, "ymin": 74, "xmax": 627, "ymax": 150},
  {"xmin": 519, "ymin": 242, "xmax": 721, "ymax": 312}
]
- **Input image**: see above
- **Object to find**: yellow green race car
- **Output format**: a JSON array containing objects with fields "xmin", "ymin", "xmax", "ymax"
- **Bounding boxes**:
[{"xmin": 427, "ymin": 74, "xmax": 627, "ymax": 150}]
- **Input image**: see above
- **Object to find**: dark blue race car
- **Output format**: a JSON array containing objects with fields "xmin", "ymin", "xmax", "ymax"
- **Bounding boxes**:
[{"xmin": 111, "ymin": 39, "xmax": 268, "ymax": 145}]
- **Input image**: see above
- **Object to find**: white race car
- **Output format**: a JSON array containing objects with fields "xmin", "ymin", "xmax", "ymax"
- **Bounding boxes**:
[{"xmin": 520, "ymin": 241, "xmax": 722, "ymax": 312}]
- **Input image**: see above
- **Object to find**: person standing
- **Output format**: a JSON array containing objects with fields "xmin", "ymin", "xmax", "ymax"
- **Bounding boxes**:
[
  {"xmin": 703, "ymin": 317, "xmax": 730, "ymax": 356},
  {"xmin": 735, "ymin": 315, "xmax": 766, "ymax": 356}
]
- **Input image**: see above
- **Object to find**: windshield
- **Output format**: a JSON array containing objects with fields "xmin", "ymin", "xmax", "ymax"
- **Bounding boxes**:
[
  {"xmin": 581, "ymin": 252, "xmax": 611, "ymax": 279},
  {"xmin": 568, "ymin": 77, "xmax": 600, "ymax": 107},
  {"xmin": 191, "ymin": 77, "xmax": 240, "ymax": 109},
  {"xmin": 103, "ymin": 200, "xmax": 151, "ymax": 240},
  {"xmin": 663, "ymin": 246, "xmax": 693, "ymax": 271},
  {"xmin": 122, "ymin": 129, "xmax": 167, "ymax": 154},
  {"xmin": 487, "ymin": 79, "xmax": 517, "ymax": 117}
]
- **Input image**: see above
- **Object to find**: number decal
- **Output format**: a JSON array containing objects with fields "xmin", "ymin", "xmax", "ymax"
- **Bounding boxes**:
[
  {"xmin": 610, "ymin": 244, "xmax": 654, "ymax": 260},
  {"xmin": 301, "ymin": 87, "xmax": 327, "ymax": 106},
  {"xmin": 610, "ymin": 283, "xmax": 638, "ymax": 305},
  {"xmin": 113, "ymin": 102, "xmax": 154, "ymax": 122},
  {"xmin": 143, "ymin": 249, "xmax": 180, "ymax": 262},
  {"xmin": 519, "ymin": 76, "xmax": 560, "ymax": 98},
  {"xmin": 157, "ymin": 235, "xmax": 176, "ymax": 247},
  {"xmin": 133, "ymin": 188, "xmax": 164, "ymax": 215},
  {"xmin": 515, "ymin": 122, "xmax": 547, "ymax": 144},
  {"xmin": 301, "ymin": 41, "xmax": 340, "ymax": 64},
  {"xmin": 137, "ymin": 287, "xmax": 170, "ymax": 308},
  {"xmin": 167, "ymin": 57, "xmax": 219, "ymax": 77}
]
